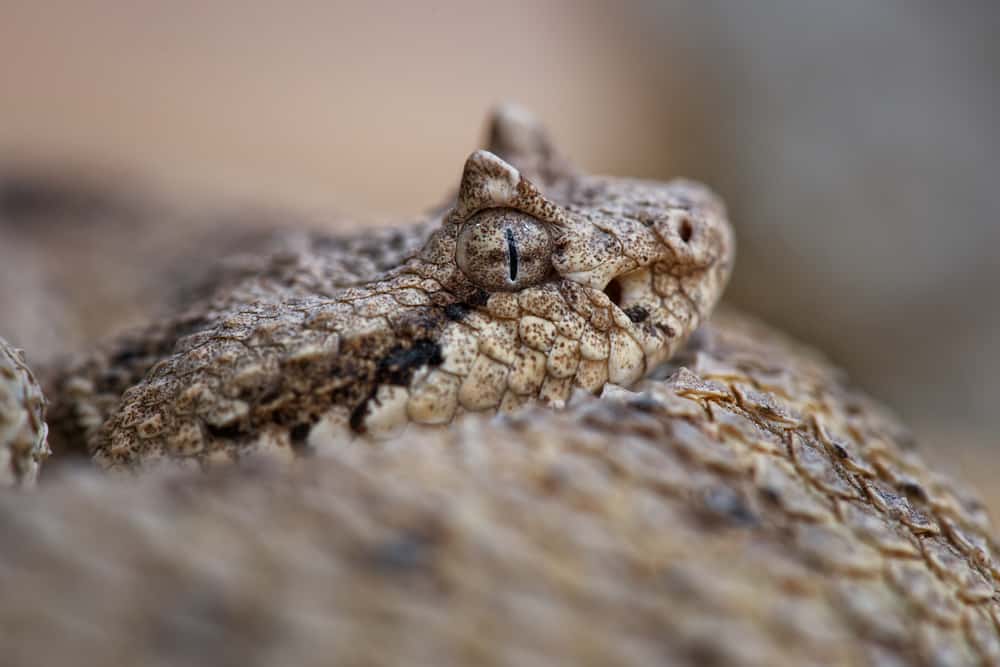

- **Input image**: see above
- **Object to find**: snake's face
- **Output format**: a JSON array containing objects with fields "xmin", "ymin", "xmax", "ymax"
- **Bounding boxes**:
[
  {"xmin": 89, "ymin": 108, "xmax": 735, "ymax": 465},
  {"xmin": 353, "ymin": 147, "xmax": 735, "ymax": 434}
]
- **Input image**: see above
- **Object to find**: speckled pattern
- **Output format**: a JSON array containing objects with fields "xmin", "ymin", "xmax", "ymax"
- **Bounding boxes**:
[
  {"xmin": 0, "ymin": 339, "xmax": 48, "ymax": 486},
  {"xmin": 3, "ymin": 311, "xmax": 999, "ymax": 666},
  {"xmin": 2, "ymin": 108, "xmax": 999, "ymax": 665},
  {"xmin": 47, "ymin": 107, "xmax": 733, "ymax": 472}
]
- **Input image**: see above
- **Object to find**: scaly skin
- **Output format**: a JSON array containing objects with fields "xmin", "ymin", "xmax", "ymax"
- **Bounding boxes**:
[
  {"xmin": 0, "ymin": 339, "xmax": 49, "ymax": 486},
  {"xmin": 3, "ymin": 311, "xmax": 1000, "ymax": 666},
  {"xmin": 1, "ymin": 108, "xmax": 998, "ymax": 665},
  {"xmin": 54, "ymin": 106, "xmax": 733, "ymax": 471}
]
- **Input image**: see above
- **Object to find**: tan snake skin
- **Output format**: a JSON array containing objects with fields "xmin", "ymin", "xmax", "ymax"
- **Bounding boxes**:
[
  {"xmin": 43, "ymin": 105, "xmax": 733, "ymax": 472},
  {"xmin": 0, "ymin": 108, "xmax": 998, "ymax": 666},
  {"xmin": 0, "ymin": 343, "xmax": 48, "ymax": 486}
]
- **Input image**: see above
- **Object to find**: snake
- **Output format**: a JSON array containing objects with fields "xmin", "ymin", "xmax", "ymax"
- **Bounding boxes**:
[
  {"xmin": 1, "ymin": 107, "xmax": 998, "ymax": 666},
  {"xmin": 20, "ymin": 104, "xmax": 732, "ymax": 473}
]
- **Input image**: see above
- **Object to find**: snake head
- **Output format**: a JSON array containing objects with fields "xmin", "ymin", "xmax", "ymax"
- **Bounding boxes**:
[
  {"xmin": 86, "ymin": 106, "xmax": 735, "ymax": 468},
  {"xmin": 420, "ymin": 107, "xmax": 735, "ymax": 398}
]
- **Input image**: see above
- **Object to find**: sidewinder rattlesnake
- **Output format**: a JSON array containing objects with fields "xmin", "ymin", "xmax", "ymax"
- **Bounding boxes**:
[{"xmin": 0, "ymin": 107, "xmax": 997, "ymax": 666}]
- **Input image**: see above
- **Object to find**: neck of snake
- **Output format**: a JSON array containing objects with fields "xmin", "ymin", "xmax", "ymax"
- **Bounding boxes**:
[{"xmin": 202, "ymin": 249, "xmax": 719, "ymax": 450}]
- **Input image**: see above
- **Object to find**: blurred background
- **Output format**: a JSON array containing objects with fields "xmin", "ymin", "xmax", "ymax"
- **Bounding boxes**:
[{"xmin": 1, "ymin": 2, "xmax": 997, "ymax": 499}]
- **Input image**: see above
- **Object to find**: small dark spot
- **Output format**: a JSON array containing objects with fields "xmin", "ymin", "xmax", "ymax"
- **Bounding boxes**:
[
  {"xmin": 204, "ymin": 422, "xmax": 244, "ymax": 441},
  {"xmin": 540, "ymin": 463, "xmax": 571, "ymax": 494},
  {"xmin": 964, "ymin": 497, "xmax": 985, "ymax": 512},
  {"xmin": 408, "ymin": 310, "xmax": 448, "ymax": 333},
  {"xmin": 679, "ymin": 218, "xmax": 694, "ymax": 243},
  {"xmin": 899, "ymin": 481, "xmax": 928, "ymax": 503},
  {"xmin": 388, "ymin": 231, "xmax": 406, "ymax": 251},
  {"xmin": 444, "ymin": 302, "xmax": 470, "ymax": 321},
  {"xmin": 109, "ymin": 342, "xmax": 147, "ymax": 368},
  {"xmin": 376, "ymin": 339, "xmax": 444, "ymax": 386},
  {"xmin": 349, "ymin": 398, "xmax": 370, "ymax": 434},
  {"xmin": 627, "ymin": 395, "xmax": 661, "ymax": 413},
  {"xmin": 371, "ymin": 532, "xmax": 434, "ymax": 573},
  {"xmin": 289, "ymin": 422, "xmax": 311, "ymax": 444},
  {"xmin": 467, "ymin": 289, "xmax": 490, "ymax": 307},
  {"xmin": 831, "ymin": 443, "xmax": 850, "ymax": 459},
  {"xmin": 603, "ymin": 278, "xmax": 623, "ymax": 306},
  {"xmin": 634, "ymin": 211, "xmax": 654, "ymax": 226},
  {"xmin": 699, "ymin": 486, "xmax": 759, "ymax": 527},
  {"xmin": 270, "ymin": 411, "xmax": 292, "ymax": 427},
  {"xmin": 253, "ymin": 388, "xmax": 281, "ymax": 405},
  {"xmin": 686, "ymin": 640, "xmax": 729, "ymax": 667},
  {"xmin": 759, "ymin": 486, "xmax": 782, "ymax": 506},
  {"xmin": 623, "ymin": 305, "xmax": 649, "ymax": 323},
  {"xmin": 655, "ymin": 322, "xmax": 677, "ymax": 338}
]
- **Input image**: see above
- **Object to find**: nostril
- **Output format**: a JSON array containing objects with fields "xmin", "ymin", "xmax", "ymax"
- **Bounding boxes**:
[
  {"xmin": 679, "ymin": 218, "xmax": 694, "ymax": 244},
  {"xmin": 603, "ymin": 277, "xmax": 623, "ymax": 306}
]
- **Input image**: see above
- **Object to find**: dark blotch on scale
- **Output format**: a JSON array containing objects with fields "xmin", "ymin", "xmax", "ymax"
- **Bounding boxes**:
[
  {"xmin": 204, "ymin": 422, "xmax": 244, "ymax": 441},
  {"xmin": 376, "ymin": 339, "xmax": 444, "ymax": 386},
  {"xmin": 348, "ymin": 401, "xmax": 370, "ymax": 434},
  {"xmin": 289, "ymin": 423, "xmax": 312, "ymax": 445},
  {"xmin": 467, "ymin": 289, "xmax": 490, "ymax": 306},
  {"xmin": 349, "ymin": 338, "xmax": 446, "ymax": 434},
  {"xmin": 445, "ymin": 288, "xmax": 491, "ymax": 322},
  {"xmin": 623, "ymin": 305, "xmax": 649, "ymax": 323},
  {"xmin": 444, "ymin": 303, "xmax": 470, "ymax": 322},
  {"xmin": 698, "ymin": 486, "xmax": 760, "ymax": 528}
]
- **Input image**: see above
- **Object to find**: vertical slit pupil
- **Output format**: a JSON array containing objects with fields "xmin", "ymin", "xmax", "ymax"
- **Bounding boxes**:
[{"xmin": 505, "ymin": 227, "xmax": 519, "ymax": 282}]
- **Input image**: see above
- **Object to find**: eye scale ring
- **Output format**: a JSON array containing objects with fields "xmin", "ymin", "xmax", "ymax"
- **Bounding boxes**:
[{"xmin": 455, "ymin": 208, "xmax": 553, "ymax": 293}]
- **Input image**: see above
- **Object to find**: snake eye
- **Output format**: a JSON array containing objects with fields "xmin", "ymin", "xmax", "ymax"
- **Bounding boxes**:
[{"xmin": 456, "ymin": 208, "xmax": 553, "ymax": 292}]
